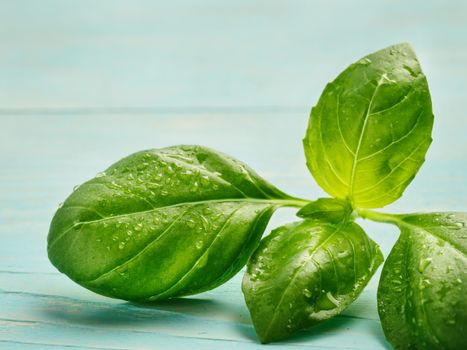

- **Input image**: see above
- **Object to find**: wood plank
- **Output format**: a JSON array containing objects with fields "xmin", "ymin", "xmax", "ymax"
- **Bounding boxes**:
[
  {"xmin": 0, "ymin": 112, "xmax": 465, "ymax": 349},
  {"xmin": 0, "ymin": 1, "xmax": 466, "ymax": 109}
]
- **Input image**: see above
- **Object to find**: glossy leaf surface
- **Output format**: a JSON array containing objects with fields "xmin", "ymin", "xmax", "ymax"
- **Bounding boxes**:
[
  {"xmin": 297, "ymin": 197, "xmax": 352, "ymax": 222},
  {"xmin": 304, "ymin": 43, "xmax": 433, "ymax": 208},
  {"xmin": 242, "ymin": 219, "xmax": 383, "ymax": 343},
  {"xmin": 378, "ymin": 212, "xmax": 467, "ymax": 350},
  {"xmin": 48, "ymin": 145, "xmax": 301, "ymax": 301}
]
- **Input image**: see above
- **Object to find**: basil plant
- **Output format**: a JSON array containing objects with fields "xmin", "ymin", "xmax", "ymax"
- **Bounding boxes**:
[{"xmin": 48, "ymin": 44, "xmax": 466, "ymax": 349}]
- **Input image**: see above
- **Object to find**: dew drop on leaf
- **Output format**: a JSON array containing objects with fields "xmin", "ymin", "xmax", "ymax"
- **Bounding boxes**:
[
  {"xmin": 418, "ymin": 257, "xmax": 432, "ymax": 273},
  {"xmin": 190, "ymin": 182, "xmax": 199, "ymax": 193}
]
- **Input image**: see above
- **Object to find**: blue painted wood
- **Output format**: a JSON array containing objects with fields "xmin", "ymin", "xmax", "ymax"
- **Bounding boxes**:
[
  {"xmin": 0, "ymin": 1, "xmax": 466, "ymax": 111},
  {"xmin": 1, "ymin": 1, "xmax": 467, "ymax": 349}
]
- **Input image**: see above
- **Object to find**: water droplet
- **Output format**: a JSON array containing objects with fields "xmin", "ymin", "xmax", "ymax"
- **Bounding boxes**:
[
  {"xmin": 73, "ymin": 185, "xmax": 80, "ymax": 191},
  {"xmin": 134, "ymin": 223, "xmax": 143, "ymax": 231},
  {"xmin": 119, "ymin": 242, "xmax": 126, "ymax": 250},
  {"xmin": 136, "ymin": 163, "xmax": 147, "ymax": 171},
  {"xmin": 127, "ymin": 230, "xmax": 133, "ymax": 236},
  {"xmin": 454, "ymin": 222, "xmax": 464, "ymax": 229},
  {"xmin": 160, "ymin": 190, "xmax": 169, "ymax": 196},
  {"xmin": 127, "ymin": 173, "xmax": 135, "ymax": 180},
  {"xmin": 317, "ymin": 291, "xmax": 339, "ymax": 310},
  {"xmin": 202, "ymin": 207, "xmax": 213, "ymax": 215},
  {"xmin": 103, "ymin": 222, "xmax": 109, "ymax": 228},
  {"xmin": 112, "ymin": 235, "xmax": 119, "ymax": 241},
  {"xmin": 418, "ymin": 257, "xmax": 432, "ymax": 273},
  {"xmin": 303, "ymin": 288, "xmax": 312, "ymax": 298},
  {"xmin": 109, "ymin": 181, "xmax": 120, "ymax": 189},
  {"xmin": 95, "ymin": 171, "xmax": 106, "ymax": 178},
  {"xmin": 358, "ymin": 57, "xmax": 372, "ymax": 65},
  {"xmin": 187, "ymin": 219, "xmax": 196, "ymax": 228},
  {"xmin": 58, "ymin": 202, "xmax": 64, "ymax": 208},
  {"xmin": 337, "ymin": 250, "xmax": 350, "ymax": 258},
  {"xmin": 421, "ymin": 279, "xmax": 432, "ymax": 289},
  {"xmin": 96, "ymin": 238, "xmax": 102, "ymax": 243},
  {"xmin": 196, "ymin": 240, "xmax": 203, "ymax": 249},
  {"xmin": 200, "ymin": 175, "xmax": 210, "ymax": 186},
  {"xmin": 190, "ymin": 182, "xmax": 199, "ymax": 193},
  {"xmin": 403, "ymin": 64, "xmax": 417, "ymax": 77}
]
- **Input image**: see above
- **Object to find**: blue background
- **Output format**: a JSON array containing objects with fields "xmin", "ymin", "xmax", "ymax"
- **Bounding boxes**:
[{"xmin": 1, "ymin": 1, "xmax": 466, "ymax": 349}]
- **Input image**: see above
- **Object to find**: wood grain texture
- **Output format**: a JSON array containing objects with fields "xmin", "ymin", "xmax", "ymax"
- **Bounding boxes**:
[{"xmin": 1, "ymin": 1, "xmax": 467, "ymax": 349}]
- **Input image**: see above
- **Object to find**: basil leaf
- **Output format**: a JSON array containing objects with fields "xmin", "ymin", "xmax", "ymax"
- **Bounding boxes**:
[
  {"xmin": 297, "ymin": 197, "xmax": 352, "ymax": 222},
  {"xmin": 304, "ymin": 43, "xmax": 433, "ymax": 208},
  {"xmin": 48, "ymin": 145, "xmax": 304, "ymax": 301},
  {"xmin": 242, "ymin": 219, "xmax": 383, "ymax": 343},
  {"xmin": 378, "ymin": 212, "xmax": 467, "ymax": 350}
]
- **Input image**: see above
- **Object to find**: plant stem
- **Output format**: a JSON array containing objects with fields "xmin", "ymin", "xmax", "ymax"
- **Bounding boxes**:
[
  {"xmin": 357, "ymin": 208, "xmax": 402, "ymax": 225},
  {"xmin": 282, "ymin": 198, "xmax": 311, "ymax": 209}
]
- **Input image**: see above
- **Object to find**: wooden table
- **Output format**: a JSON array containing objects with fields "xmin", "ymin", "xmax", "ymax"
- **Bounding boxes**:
[{"xmin": 1, "ymin": 1, "xmax": 466, "ymax": 349}]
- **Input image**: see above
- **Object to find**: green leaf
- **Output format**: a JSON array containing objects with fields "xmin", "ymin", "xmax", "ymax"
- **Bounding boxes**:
[
  {"xmin": 304, "ymin": 43, "xmax": 433, "ymax": 208},
  {"xmin": 297, "ymin": 197, "xmax": 352, "ymax": 222},
  {"xmin": 378, "ymin": 212, "xmax": 467, "ymax": 350},
  {"xmin": 47, "ymin": 145, "xmax": 304, "ymax": 301},
  {"xmin": 242, "ymin": 218, "xmax": 383, "ymax": 343}
]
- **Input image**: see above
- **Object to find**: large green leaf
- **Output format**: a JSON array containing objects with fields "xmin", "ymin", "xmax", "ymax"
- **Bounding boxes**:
[
  {"xmin": 304, "ymin": 43, "xmax": 433, "ymax": 208},
  {"xmin": 47, "ymin": 145, "xmax": 304, "ymax": 301},
  {"xmin": 378, "ymin": 212, "xmax": 467, "ymax": 350},
  {"xmin": 242, "ymin": 218, "xmax": 383, "ymax": 343}
]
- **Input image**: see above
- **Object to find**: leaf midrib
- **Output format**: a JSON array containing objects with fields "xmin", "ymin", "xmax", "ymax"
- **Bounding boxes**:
[
  {"xmin": 48, "ymin": 197, "xmax": 303, "ymax": 251},
  {"xmin": 348, "ymin": 77, "xmax": 384, "ymax": 202}
]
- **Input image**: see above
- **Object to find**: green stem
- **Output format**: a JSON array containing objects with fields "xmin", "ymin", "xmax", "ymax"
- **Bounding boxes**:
[
  {"xmin": 281, "ymin": 198, "xmax": 311, "ymax": 209},
  {"xmin": 357, "ymin": 208, "xmax": 402, "ymax": 226}
]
